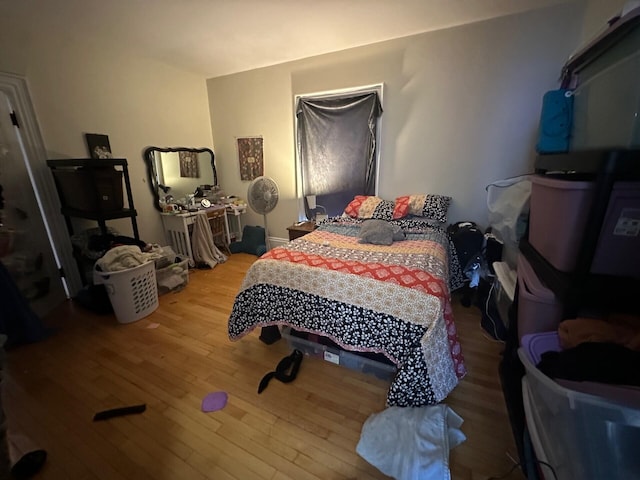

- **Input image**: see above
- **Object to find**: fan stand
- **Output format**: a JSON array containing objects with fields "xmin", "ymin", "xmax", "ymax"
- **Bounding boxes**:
[{"xmin": 263, "ymin": 214, "xmax": 271, "ymax": 251}]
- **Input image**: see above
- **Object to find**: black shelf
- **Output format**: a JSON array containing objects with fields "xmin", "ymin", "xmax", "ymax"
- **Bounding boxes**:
[
  {"xmin": 59, "ymin": 206, "xmax": 137, "ymax": 221},
  {"xmin": 47, "ymin": 158, "xmax": 139, "ymax": 240},
  {"xmin": 520, "ymin": 238, "xmax": 640, "ymax": 315},
  {"xmin": 46, "ymin": 158, "xmax": 129, "ymax": 168},
  {"xmin": 535, "ymin": 148, "xmax": 640, "ymax": 178},
  {"xmin": 47, "ymin": 158, "xmax": 140, "ymax": 285}
]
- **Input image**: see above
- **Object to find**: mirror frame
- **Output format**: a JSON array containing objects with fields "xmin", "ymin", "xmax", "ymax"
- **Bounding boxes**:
[{"xmin": 143, "ymin": 146, "xmax": 217, "ymax": 212}]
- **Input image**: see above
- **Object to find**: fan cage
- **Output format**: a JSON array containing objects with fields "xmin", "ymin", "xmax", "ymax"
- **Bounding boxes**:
[{"xmin": 248, "ymin": 177, "xmax": 279, "ymax": 214}]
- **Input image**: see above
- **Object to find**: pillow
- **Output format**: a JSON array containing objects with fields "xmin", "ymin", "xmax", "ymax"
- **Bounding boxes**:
[
  {"xmin": 392, "ymin": 194, "xmax": 452, "ymax": 223},
  {"xmin": 358, "ymin": 219, "xmax": 405, "ymax": 246},
  {"xmin": 229, "ymin": 225, "xmax": 267, "ymax": 256},
  {"xmin": 344, "ymin": 196, "xmax": 394, "ymax": 221}
]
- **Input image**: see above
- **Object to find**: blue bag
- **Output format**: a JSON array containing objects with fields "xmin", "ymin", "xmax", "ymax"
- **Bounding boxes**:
[{"xmin": 536, "ymin": 89, "xmax": 574, "ymax": 153}]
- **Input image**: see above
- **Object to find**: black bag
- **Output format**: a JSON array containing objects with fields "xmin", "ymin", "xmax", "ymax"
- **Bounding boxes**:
[
  {"xmin": 447, "ymin": 221, "xmax": 485, "ymax": 307},
  {"xmin": 447, "ymin": 221, "xmax": 483, "ymax": 271}
]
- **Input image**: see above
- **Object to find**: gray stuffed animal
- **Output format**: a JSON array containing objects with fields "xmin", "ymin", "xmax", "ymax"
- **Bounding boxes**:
[{"xmin": 358, "ymin": 219, "xmax": 405, "ymax": 246}]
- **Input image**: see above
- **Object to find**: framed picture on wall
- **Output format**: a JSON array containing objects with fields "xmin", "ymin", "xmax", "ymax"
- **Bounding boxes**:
[
  {"xmin": 85, "ymin": 133, "xmax": 113, "ymax": 159},
  {"xmin": 237, "ymin": 136, "xmax": 264, "ymax": 181}
]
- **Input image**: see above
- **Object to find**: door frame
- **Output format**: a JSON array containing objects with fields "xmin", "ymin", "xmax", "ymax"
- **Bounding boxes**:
[{"xmin": 0, "ymin": 72, "xmax": 82, "ymax": 297}]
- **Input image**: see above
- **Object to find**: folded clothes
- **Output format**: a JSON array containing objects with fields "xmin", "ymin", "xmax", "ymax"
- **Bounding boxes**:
[{"xmin": 558, "ymin": 315, "xmax": 640, "ymax": 351}]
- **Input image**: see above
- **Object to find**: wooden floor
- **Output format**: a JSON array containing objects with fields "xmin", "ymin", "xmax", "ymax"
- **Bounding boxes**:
[{"xmin": 4, "ymin": 253, "xmax": 525, "ymax": 479}]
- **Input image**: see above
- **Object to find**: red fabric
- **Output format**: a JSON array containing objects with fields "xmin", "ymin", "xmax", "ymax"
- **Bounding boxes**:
[{"xmin": 263, "ymin": 249, "xmax": 447, "ymax": 296}]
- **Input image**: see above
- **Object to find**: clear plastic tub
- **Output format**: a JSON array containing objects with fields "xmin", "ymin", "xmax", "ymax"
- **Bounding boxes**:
[
  {"xmin": 156, "ymin": 256, "xmax": 189, "ymax": 295},
  {"xmin": 518, "ymin": 345, "xmax": 640, "ymax": 479},
  {"xmin": 281, "ymin": 327, "xmax": 396, "ymax": 381}
]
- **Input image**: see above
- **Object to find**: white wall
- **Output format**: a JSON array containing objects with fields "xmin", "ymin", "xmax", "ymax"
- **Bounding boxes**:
[
  {"xmin": 208, "ymin": 3, "xmax": 586, "ymax": 237},
  {"xmin": 2, "ymin": 0, "xmax": 617, "ymax": 247},
  {"xmin": 0, "ymin": 31, "xmax": 213, "ymax": 247}
]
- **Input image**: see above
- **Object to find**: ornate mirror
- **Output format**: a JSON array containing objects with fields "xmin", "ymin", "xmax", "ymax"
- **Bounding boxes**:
[{"xmin": 144, "ymin": 147, "xmax": 217, "ymax": 212}]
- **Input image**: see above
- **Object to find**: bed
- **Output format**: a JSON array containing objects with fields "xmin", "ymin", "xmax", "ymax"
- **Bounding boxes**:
[{"xmin": 228, "ymin": 198, "xmax": 467, "ymax": 407}]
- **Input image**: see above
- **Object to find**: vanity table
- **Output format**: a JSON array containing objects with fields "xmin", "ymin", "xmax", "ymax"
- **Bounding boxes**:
[
  {"xmin": 143, "ymin": 146, "xmax": 247, "ymax": 260},
  {"xmin": 161, "ymin": 206, "xmax": 245, "ymax": 262}
]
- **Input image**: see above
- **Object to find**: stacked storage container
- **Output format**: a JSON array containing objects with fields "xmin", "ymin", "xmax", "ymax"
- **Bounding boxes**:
[
  {"xmin": 504, "ymin": 9, "xmax": 640, "ymax": 476},
  {"xmin": 516, "ymin": 254, "xmax": 563, "ymax": 342},
  {"xmin": 529, "ymin": 175, "xmax": 640, "ymax": 278}
]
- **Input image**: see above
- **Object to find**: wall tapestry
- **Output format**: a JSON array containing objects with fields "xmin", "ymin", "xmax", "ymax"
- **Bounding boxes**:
[{"xmin": 237, "ymin": 136, "xmax": 264, "ymax": 181}]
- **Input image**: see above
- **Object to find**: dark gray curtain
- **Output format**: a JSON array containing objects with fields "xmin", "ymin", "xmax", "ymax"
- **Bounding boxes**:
[{"xmin": 296, "ymin": 92, "xmax": 382, "ymax": 217}]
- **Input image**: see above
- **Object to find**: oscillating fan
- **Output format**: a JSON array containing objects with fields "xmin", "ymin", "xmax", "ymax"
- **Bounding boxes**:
[{"xmin": 247, "ymin": 176, "xmax": 279, "ymax": 250}]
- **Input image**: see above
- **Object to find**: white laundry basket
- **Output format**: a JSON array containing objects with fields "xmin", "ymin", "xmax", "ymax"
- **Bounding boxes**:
[{"xmin": 93, "ymin": 261, "xmax": 159, "ymax": 324}]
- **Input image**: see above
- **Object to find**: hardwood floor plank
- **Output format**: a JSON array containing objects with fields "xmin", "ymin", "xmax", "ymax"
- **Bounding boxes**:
[{"xmin": 3, "ymin": 252, "xmax": 524, "ymax": 479}]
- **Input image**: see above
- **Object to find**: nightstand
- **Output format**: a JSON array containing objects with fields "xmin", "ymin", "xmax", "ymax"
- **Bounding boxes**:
[{"xmin": 287, "ymin": 221, "xmax": 317, "ymax": 240}]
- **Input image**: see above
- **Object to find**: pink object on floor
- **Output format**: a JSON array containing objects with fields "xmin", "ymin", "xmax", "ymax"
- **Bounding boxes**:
[{"xmin": 201, "ymin": 391, "xmax": 228, "ymax": 412}]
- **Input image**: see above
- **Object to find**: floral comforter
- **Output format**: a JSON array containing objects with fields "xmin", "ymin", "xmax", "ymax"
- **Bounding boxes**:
[{"xmin": 228, "ymin": 217, "xmax": 466, "ymax": 406}]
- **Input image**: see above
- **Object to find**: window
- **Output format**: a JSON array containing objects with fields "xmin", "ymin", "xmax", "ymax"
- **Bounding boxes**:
[{"xmin": 295, "ymin": 85, "xmax": 383, "ymax": 219}]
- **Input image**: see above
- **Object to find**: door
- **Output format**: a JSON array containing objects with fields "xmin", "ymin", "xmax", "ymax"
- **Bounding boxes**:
[{"xmin": 0, "ymin": 90, "xmax": 67, "ymax": 317}]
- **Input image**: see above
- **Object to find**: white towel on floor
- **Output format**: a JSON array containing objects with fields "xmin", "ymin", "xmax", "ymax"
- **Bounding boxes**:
[
  {"xmin": 356, "ymin": 404, "xmax": 466, "ymax": 480},
  {"xmin": 192, "ymin": 211, "xmax": 227, "ymax": 268}
]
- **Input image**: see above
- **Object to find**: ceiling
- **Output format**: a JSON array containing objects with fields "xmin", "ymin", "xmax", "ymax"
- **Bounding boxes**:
[{"xmin": 2, "ymin": 0, "xmax": 575, "ymax": 79}]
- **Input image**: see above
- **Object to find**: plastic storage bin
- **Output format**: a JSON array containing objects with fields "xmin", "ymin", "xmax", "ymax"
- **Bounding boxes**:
[
  {"xmin": 52, "ymin": 167, "xmax": 124, "ymax": 212},
  {"xmin": 281, "ymin": 327, "xmax": 396, "ymax": 381},
  {"xmin": 93, "ymin": 261, "xmax": 158, "ymax": 324},
  {"xmin": 590, "ymin": 182, "xmax": 640, "ymax": 278},
  {"xmin": 518, "ymin": 343, "xmax": 640, "ymax": 479},
  {"xmin": 520, "ymin": 331, "xmax": 561, "ymax": 365},
  {"xmin": 156, "ymin": 256, "xmax": 189, "ymax": 295},
  {"xmin": 529, "ymin": 175, "xmax": 596, "ymax": 272},
  {"xmin": 517, "ymin": 254, "xmax": 563, "ymax": 343},
  {"xmin": 529, "ymin": 175, "xmax": 640, "ymax": 276}
]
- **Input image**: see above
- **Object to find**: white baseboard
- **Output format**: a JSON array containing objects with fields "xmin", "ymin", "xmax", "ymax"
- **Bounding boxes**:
[{"xmin": 268, "ymin": 237, "xmax": 288, "ymax": 249}]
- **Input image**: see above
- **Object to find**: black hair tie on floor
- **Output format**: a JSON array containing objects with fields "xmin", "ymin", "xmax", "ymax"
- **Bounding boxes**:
[{"xmin": 258, "ymin": 349, "xmax": 303, "ymax": 394}]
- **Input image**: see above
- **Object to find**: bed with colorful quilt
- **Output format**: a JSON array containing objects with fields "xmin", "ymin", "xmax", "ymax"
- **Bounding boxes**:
[{"xmin": 228, "ymin": 196, "xmax": 467, "ymax": 407}]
